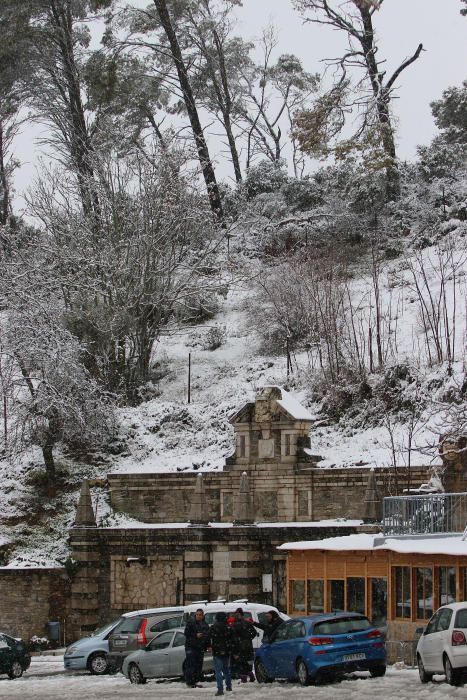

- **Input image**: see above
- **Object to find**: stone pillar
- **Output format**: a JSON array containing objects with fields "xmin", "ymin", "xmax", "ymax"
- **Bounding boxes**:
[
  {"xmin": 233, "ymin": 472, "xmax": 255, "ymax": 525},
  {"xmin": 189, "ymin": 473, "xmax": 210, "ymax": 525},
  {"xmin": 69, "ymin": 527, "xmax": 101, "ymax": 639},
  {"xmin": 362, "ymin": 468, "xmax": 382, "ymax": 523},
  {"xmin": 74, "ymin": 479, "xmax": 97, "ymax": 527},
  {"xmin": 69, "ymin": 481, "xmax": 100, "ymax": 638}
]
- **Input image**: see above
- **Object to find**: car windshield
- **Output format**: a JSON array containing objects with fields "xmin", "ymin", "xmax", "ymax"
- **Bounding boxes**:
[
  {"xmin": 91, "ymin": 618, "xmax": 123, "ymax": 637},
  {"xmin": 313, "ymin": 616, "xmax": 372, "ymax": 635}
]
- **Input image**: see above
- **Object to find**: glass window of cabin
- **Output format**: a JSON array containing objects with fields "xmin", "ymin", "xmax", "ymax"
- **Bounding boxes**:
[
  {"xmin": 439, "ymin": 567, "xmax": 456, "ymax": 606},
  {"xmin": 329, "ymin": 580, "xmax": 345, "ymax": 612},
  {"xmin": 394, "ymin": 567, "xmax": 411, "ymax": 619},
  {"xmin": 292, "ymin": 580, "xmax": 305, "ymax": 612},
  {"xmin": 370, "ymin": 578, "xmax": 387, "ymax": 626},
  {"xmin": 347, "ymin": 578, "xmax": 365, "ymax": 615},
  {"xmin": 307, "ymin": 580, "xmax": 324, "ymax": 613},
  {"xmin": 416, "ymin": 567, "xmax": 433, "ymax": 619}
]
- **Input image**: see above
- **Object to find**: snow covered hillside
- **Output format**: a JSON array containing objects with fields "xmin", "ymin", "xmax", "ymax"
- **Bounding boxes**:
[{"xmin": 0, "ymin": 229, "xmax": 465, "ymax": 567}]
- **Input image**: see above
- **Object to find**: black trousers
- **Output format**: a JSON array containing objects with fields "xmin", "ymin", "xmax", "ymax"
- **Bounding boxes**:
[{"xmin": 184, "ymin": 648, "xmax": 204, "ymax": 686}]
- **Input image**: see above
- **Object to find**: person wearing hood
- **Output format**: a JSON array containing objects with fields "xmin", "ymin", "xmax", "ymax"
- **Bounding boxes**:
[
  {"xmin": 252, "ymin": 609, "xmax": 283, "ymax": 643},
  {"xmin": 231, "ymin": 608, "xmax": 257, "ymax": 682},
  {"xmin": 208, "ymin": 611, "xmax": 238, "ymax": 696}
]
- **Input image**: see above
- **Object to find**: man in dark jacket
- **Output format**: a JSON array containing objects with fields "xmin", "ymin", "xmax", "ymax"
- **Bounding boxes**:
[
  {"xmin": 231, "ymin": 608, "xmax": 257, "ymax": 682},
  {"xmin": 252, "ymin": 609, "xmax": 283, "ymax": 643},
  {"xmin": 209, "ymin": 611, "xmax": 237, "ymax": 696},
  {"xmin": 184, "ymin": 609, "xmax": 210, "ymax": 688}
]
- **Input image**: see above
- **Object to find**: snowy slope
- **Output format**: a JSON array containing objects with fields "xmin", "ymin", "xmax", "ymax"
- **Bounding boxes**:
[{"xmin": 0, "ymin": 236, "xmax": 465, "ymax": 566}]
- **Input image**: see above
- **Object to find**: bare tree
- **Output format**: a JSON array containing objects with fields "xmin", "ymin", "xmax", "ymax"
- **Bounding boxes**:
[
  {"xmin": 292, "ymin": 0, "xmax": 423, "ymax": 200},
  {"xmin": 27, "ymin": 148, "xmax": 223, "ymax": 402}
]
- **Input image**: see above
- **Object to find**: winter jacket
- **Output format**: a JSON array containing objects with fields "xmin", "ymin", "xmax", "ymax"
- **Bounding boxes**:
[
  {"xmin": 209, "ymin": 619, "xmax": 239, "ymax": 657},
  {"xmin": 184, "ymin": 617, "xmax": 210, "ymax": 651},
  {"xmin": 231, "ymin": 618, "xmax": 257, "ymax": 661}
]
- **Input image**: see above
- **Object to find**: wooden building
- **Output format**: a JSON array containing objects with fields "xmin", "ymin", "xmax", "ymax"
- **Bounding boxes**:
[{"xmin": 279, "ymin": 532, "xmax": 467, "ymax": 644}]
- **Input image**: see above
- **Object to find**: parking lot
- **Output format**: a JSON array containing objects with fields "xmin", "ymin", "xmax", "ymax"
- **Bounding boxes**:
[{"xmin": 0, "ymin": 659, "xmax": 465, "ymax": 700}]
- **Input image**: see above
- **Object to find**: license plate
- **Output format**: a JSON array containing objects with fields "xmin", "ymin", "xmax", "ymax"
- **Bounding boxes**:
[
  {"xmin": 343, "ymin": 653, "xmax": 366, "ymax": 662},
  {"xmin": 113, "ymin": 639, "xmax": 127, "ymax": 647}
]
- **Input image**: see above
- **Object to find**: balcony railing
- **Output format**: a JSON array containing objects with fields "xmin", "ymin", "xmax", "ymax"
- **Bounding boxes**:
[{"xmin": 383, "ymin": 492, "xmax": 467, "ymax": 536}]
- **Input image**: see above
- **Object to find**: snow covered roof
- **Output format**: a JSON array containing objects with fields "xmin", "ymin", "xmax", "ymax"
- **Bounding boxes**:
[
  {"xmin": 279, "ymin": 533, "xmax": 467, "ymax": 556},
  {"xmin": 229, "ymin": 386, "xmax": 313, "ymax": 423},
  {"xmin": 275, "ymin": 387, "xmax": 313, "ymax": 421}
]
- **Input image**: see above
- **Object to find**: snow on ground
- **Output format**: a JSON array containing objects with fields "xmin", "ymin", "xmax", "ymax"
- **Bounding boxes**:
[{"xmin": 0, "ymin": 662, "xmax": 464, "ymax": 700}]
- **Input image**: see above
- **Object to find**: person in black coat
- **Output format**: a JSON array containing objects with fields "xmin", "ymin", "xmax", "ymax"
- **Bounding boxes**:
[
  {"xmin": 209, "ymin": 611, "xmax": 238, "ymax": 696},
  {"xmin": 231, "ymin": 608, "xmax": 257, "ymax": 682},
  {"xmin": 252, "ymin": 609, "xmax": 283, "ymax": 643},
  {"xmin": 184, "ymin": 609, "xmax": 210, "ymax": 688}
]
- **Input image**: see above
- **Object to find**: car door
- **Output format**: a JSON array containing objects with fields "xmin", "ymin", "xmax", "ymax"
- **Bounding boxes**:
[
  {"xmin": 263, "ymin": 622, "xmax": 291, "ymax": 677},
  {"xmin": 0, "ymin": 634, "xmax": 12, "ymax": 673},
  {"xmin": 420, "ymin": 611, "xmax": 441, "ymax": 671},
  {"xmin": 283, "ymin": 620, "xmax": 307, "ymax": 679},
  {"xmin": 138, "ymin": 631, "xmax": 174, "ymax": 678},
  {"xmin": 429, "ymin": 608, "xmax": 453, "ymax": 672},
  {"xmin": 169, "ymin": 632, "xmax": 187, "ymax": 676}
]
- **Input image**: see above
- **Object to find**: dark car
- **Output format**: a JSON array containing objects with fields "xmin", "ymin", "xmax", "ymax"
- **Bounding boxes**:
[
  {"xmin": 255, "ymin": 613, "xmax": 386, "ymax": 685},
  {"xmin": 108, "ymin": 607, "xmax": 184, "ymax": 670},
  {"xmin": 0, "ymin": 633, "xmax": 31, "ymax": 679}
]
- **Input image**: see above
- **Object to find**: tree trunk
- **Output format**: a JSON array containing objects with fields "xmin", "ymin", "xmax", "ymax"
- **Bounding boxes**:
[
  {"xmin": 0, "ymin": 120, "xmax": 9, "ymax": 227},
  {"xmin": 42, "ymin": 441, "xmax": 56, "ymax": 483},
  {"xmin": 153, "ymin": 0, "xmax": 223, "ymax": 219},
  {"xmin": 359, "ymin": 6, "xmax": 400, "ymax": 200},
  {"xmin": 48, "ymin": 2, "xmax": 100, "ymax": 218}
]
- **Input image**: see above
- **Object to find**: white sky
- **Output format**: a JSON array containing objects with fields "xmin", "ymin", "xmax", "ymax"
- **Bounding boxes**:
[{"xmin": 11, "ymin": 0, "xmax": 467, "ymax": 204}]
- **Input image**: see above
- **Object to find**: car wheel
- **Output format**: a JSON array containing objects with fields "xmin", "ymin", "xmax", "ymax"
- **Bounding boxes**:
[
  {"xmin": 297, "ymin": 658, "xmax": 311, "ymax": 686},
  {"xmin": 444, "ymin": 655, "xmax": 461, "ymax": 686},
  {"xmin": 8, "ymin": 661, "xmax": 23, "ymax": 679},
  {"xmin": 369, "ymin": 664, "xmax": 386, "ymax": 678},
  {"xmin": 417, "ymin": 655, "xmax": 433, "ymax": 684},
  {"xmin": 88, "ymin": 652, "xmax": 109, "ymax": 675},
  {"xmin": 254, "ymin": 659, "xmax": 273, "ymax": 684},
  {"xmin": 129, "ymin": 663, "xmax": 146, "ymax": 685}
]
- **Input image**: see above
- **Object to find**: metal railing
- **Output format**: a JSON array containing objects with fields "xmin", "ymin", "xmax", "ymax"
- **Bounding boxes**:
[{"xmin": 383, "ymin": 492, "xmax": 467, "ymax": 536}]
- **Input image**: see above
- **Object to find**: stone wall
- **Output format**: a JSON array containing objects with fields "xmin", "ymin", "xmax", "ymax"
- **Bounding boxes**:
[
  {"xmin": 69, "ymin": 523, "xmax": 365, "ymax": 639},
  {"xmin": 0, "ymin": 568, "xmax": 70, "ymax": 643},
  {"xmin": 108, "ymin": 466, "xmax": 431, "ymax": 524}
]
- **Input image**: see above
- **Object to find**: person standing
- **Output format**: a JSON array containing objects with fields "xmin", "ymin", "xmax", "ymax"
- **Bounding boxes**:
[
  {"xmin": 184, "ymin": 609, "xmax": 210, "ymax": 688},
  {"xmin": 252, "ymin": 609, "xmax": 283, "ymax": 643},
  {"xmin": 231, "ymin": 608, "xmax": 257, "ymax": 683},
  {"xmin": 209, "ymin": 611, "xmax": 237, "ymax": 696}
]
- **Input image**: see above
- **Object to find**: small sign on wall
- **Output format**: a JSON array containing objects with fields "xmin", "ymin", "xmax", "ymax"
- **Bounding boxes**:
[{"xmin": 262, "ymin": 573, "xmax": 273, "ymax": 592}]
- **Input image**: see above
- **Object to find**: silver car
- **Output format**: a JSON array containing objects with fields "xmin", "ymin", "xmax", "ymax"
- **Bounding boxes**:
[
  {"xmin": 122, "ymin": 628, "xmax": 213, "ymax": 684},
  {"xmin": 64, "ymin": 619, "xmax": 121, "ymax": 674}
]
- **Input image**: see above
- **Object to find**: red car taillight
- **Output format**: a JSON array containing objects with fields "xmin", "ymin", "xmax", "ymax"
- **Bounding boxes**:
[
  {"xmin": 366, "ymin": 629, "xmax": 382, "ymax": 639},
  {"xmin": 452, "ymin": 630, "xmax": 467, "ymax": 646},
  {"xmin": 308, "ymin": 637, "xmax": 333, "ymax": 646},
  {"xmin": 137, "ymin": 619, "xmax": 148, "ymax": 646}
]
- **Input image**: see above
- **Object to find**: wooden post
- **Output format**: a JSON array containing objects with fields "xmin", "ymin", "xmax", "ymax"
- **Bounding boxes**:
[{"xmin": 188, "ymin": 353, "xmax": 191, "ymax": 404}]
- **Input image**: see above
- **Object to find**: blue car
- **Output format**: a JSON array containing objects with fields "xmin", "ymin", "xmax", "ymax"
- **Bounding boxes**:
[{"xmin": 254, "ymin": 613, "xmax": 386, "ymax": 685}]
